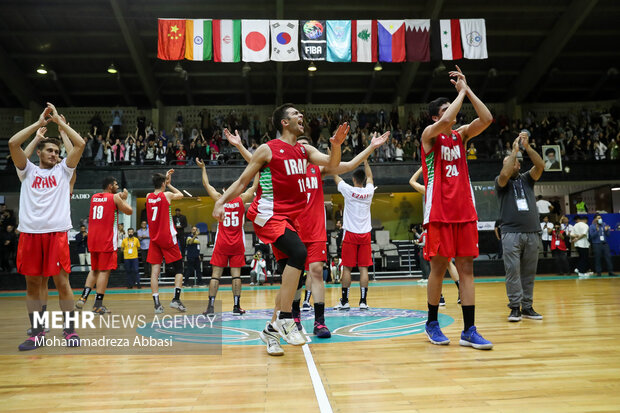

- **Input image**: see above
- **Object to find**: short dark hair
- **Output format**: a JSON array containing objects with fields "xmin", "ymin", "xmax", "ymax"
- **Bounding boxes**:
[
  {"xmin": 272, "ymin": 103, "xmax": 295, "ymax": 134},
  {"xmin": 102, "ymin": 176, "xmax": 117, "ymax": 190},
  {"xmin": 36, "ymin": 138, "xmax": 62, "ymax": 152},
  {"xmin": 352, "ymin": 168, "xmax": 367, "ymax": 186},
  {"xmin": 297, "ymin": 135, "xmax": 311, "ymax": 145},
  {"xmin": 428, "ymin": 97, "xmax": 450, "ymax": 118},
  {"xmin": 152, "ymin": 173, "xmax": 166, "ymax": 189},
  {"xmin": 545, "ymin": 147, "xmax": 556, "ymax": 156},
  {"xmin": 128, "ymin": 227, "xmax": 134, "ymax": 232}
]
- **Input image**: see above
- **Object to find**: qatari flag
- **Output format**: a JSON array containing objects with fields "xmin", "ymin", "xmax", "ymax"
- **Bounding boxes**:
[{"xmin": 405, "ymin": 19, "xmax": 430, "ymax": 62}]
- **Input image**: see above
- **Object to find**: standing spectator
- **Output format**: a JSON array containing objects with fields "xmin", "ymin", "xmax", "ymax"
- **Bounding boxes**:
[
  {"xmin": 550, "ymin": 222, "xmax": 569, "ymax": 275},
  {"xmin": 75, "ymin": 225, "xmax": 90, "ymax": 269},
  {"xmin": 136, "ymin": 111, "xmax": 147, "ymax": 138},
  {"xmin": 394, "ymin": 142, "xmax": 404, "ymax": 161},
  {"xmin": 120, "ymin": 228, "xmax": 141, "ymax": 288},
  {"xmin": 250, "ymin": 250, "xmax": 267, "ymax": 286},
  {"xmin": 494, "ymin": 219, "xmax": 503, "ymax": 259},
  {"xmin": 571, "ymin": 215, "xmax": 591, "ymax": 277},
  {"xmin": 137, "ymin": 220, "xmax": 150, "ymax": 277},
  {"xmin": 175, "ymin": 144, "xmax": 187, "ymax": 166},
  {"xmin": 560, "ymin": 216, "xmax": 574, "ymax": 254},
  {"xmin": 184, "ymin": 226, "xmax": 203, "ymax": 286},
  {"xmin": 466, "ymin": 142, "xmax": 477, "ymax": 160},
  {"xmin": 117, "ymin": 223, "xmax": 126, "ymax": 249},
  {"xmin": 0, "ymin": 224, "xmax": 17, "ymax": 272},
  {"xmin": 594, "ymin": 139, "xmax": 607, "ymax": 160},
  {"xmin": 173, "ymin": 208, "xmax": 188, "ymax": 257},
  {"xmin": 540, "ymin": 216, "xmax": 553, "ymax": 258},
  {"xmin": 111, "ymin": 110, "xmax": 123, "ymax": 138},
  {"xmin": 536, "ymin": 195, "xmax": 553, "ymax": 219},
  {"xmin": 589, "ymin": 214, "xmax": 616, "ymax": 277},
  {"xmin": 496, "ymin": 132, "xmax": 545, "ymax": 322}
]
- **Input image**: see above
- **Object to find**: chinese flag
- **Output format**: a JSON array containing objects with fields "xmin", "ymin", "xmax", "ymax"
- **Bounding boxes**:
[{"xmin": 158, "ymin": 19, "xmax": 186, "ymax": 60}]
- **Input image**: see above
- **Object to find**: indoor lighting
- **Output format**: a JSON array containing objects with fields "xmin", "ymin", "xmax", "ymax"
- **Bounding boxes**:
[
  {"xmin": 307, "ymin": 62, "xmax": 317, "ymax": 72},
  {"xmin": 36, "ymin": 64, "xmax": 48, "ymax": 75},
  {"xmin": 107, "ymin": 63, "xmax": 118, "ymax": 74},
  {"xmin": 374, "ymin": 62, "xmax": 383, "ymax": 71},
  {"xmin": 612, "ymin": 187, "xmax": 620, "ymax": 191}
]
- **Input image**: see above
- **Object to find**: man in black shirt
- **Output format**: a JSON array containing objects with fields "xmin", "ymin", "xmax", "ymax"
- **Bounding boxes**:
[{"xmin": 173, "ymin": 208, "xmax": 188, "ymax": 257}]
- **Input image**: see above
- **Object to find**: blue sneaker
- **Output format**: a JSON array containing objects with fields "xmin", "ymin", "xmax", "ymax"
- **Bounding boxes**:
[
  {"xmin": 425, "ymin": 321, "xmax": 450, "ymax": 345},
  {"xmin": 460, "ymin": 326, "xmax": 493, "ymax": 350}
]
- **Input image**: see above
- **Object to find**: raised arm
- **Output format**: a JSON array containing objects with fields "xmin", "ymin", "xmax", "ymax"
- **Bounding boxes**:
[
  {"xmin": 306, "ymin": 123, "xmax": 349, "ymax": 168},
  {"xmin": 196, "ymin": 158, "xmax": 221, "ymax": 202},
  {"xmin": 497, "ymin": 136, "xmax": 521, "ymax": 188},
  {"xmin": 364, "ymin": 160, "xmax": 374, "ymax": 185},
  {"xmin": 163, "ymin": 169, "xmax": 184, "ymax": 201},
  {"xmin": 521, "ymin": 132, "xmax": 544, "ymax": 181},
  {"xmin": 114, "ymin": 188, "xmax": 134, "ymax": 215},
  {"xmin": 213, "ymin": 144, "xmax": 270, "ymax": 221},
  {"xmin": 9, "ymin": 106, "xmax": 51, "ymax": 170},
  {"xmin": 240, "ymin": 173, "xmax": 260, "ymax": 204},
  {"xmin": 47, "ymin": 103, "xmax": 84, "ymax": 168},
  {"xmin": 333, "ymin": 174, "xmax": 343, "ymax": 185},
  {"xmin": 408, "ymin": 167, "xmax": 425, "ymax": 194},
  {"xmin": 59, "ymin": 115, "xmax": 74, "ymax": 154},
  {"xmin": 323, "ymin": 131, "xmax": 389, "ymax": 175},
  {"xmin": 421, "ymin": 90, "xmax": 466, "ymax": 152},
  {"xmin": 23, "ymin": 127, "xmax": 46, "ymax": 159},
  {"xmin": 224, "ymin": 128, "xmax": 252, "ymax": 163},
  {"xmin": 454, "ymin": 67, "xmax": 493, "ymax": 144}
]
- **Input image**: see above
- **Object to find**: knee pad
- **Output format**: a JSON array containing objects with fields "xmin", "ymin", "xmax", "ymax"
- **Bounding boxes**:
[
  {"xmin": 286, "ymin": 245, "xmax": 307, "ymax": 271},
  {"xmin": 167, "ymin": 259, "xmax": 184, "ymax": 277}
]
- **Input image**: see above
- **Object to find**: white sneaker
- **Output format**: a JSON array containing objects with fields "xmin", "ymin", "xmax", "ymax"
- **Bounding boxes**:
[
  {"xmin": 170, "ymin": 299, "xmax": 187, "ymax": 312},
  {"xmin": 419, "ymin": 278, "xmax": 428, "ymax": 284},
  {"xmin": 359, "ymin": 302, "xmax": 369, "ymax": 310},
  {"xmin": 259, "ymin": 324, "xmax": 284, "ymax": 356},
  {"xmin": 301, "ymin": 301, "xmax": 312, "ymax": 312},
  {"xmin": 334, "ymin": 300, "xmax": 350, "ymax": 310},
  {"xmin": 274, "ymin": 318, "xmax": 306, "ymax": 346}
]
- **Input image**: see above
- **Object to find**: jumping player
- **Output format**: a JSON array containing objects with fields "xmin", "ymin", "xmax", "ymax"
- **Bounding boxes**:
[
  {"xmin": 212, "ymin": 104, "xmax": 347, "ymax": 347},
  {"xmin": 147, "ymin": 169, "xmax": 186, "ymax": 314},
  {"xmin": 421, "ymin": 66, "xmax": 493, "ymax": 349},
  {"xmin": 75, "ymin": 176, "xmax": 133, "ymax": 313},
  {"xmin": 196, "ymin": 158, "xmax": 258, "ymax": 315},
  {"xmin": 9, "ymin": 103, "xmax": 85, "ymax": 350}
]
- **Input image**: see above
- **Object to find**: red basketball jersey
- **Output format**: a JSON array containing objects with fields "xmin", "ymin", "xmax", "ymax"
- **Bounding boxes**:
[
  {"xmin": 247, "ymin": 139, "xmax": 309, "ymax": 226},
  {"xmin": 146, "ymin": 192, "xmax": 177, "ymax": 245},
  {"xmin": 213, "ymin": 196, "xmax": 245, "ymax": 254},
  {"xmin": 421, "ymin": 129, "xmax": 477, "ymax": 225},
  {"xmin": 87, "ymin": 192, "xmax": 118, "ymax": 252},
  {"xmin": 297, "ymin": 164, "xmax": 326, "ymax": 242}
]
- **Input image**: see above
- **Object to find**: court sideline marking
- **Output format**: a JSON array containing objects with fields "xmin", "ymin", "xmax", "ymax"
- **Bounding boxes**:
[{"xmin": 301, "ymin": 326, "xmax": 333, "ymax": 413}]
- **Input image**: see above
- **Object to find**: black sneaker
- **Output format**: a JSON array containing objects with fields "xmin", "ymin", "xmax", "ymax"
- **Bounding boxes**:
[
  {"xmin": 508, "ymin": 307, "xmax": 522, "ymax": 322},
  {"xmin": 521, "ymin": 307, "xmax": 543, "ymax": 320},
  {"xmin": 232, "ymin": 306, "xmax": 246, "ymax": 316},
  {"xmin": 203, "ymin": 304, "xmax": 215, "ymax": 316},
  {"xmin": 439, "ymin": 295, "xmax": 446, "ymax": 307}
]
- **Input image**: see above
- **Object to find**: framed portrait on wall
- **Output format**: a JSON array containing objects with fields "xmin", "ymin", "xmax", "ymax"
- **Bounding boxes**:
[{"xmin": 542, "ymin": 145, "xmax": 562, "ymax": 172}]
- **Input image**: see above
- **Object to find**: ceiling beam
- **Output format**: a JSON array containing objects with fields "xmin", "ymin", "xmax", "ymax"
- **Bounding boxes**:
[
  {"xmin": 507, "ymin": 0, "xmax": 599, "ymax": 103},
  {"xmin": 109, "ymin": 0, "xmax": 161, "ymax": 107},
  {"xmin": 0, "ymin": 44, "xmax": 41, "ymax": 108},
  {"xmin": 392, "ymin": 0, "xmax": 445, "ymax": 106}
]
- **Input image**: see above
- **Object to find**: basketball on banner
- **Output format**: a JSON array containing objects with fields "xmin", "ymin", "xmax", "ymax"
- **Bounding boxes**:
[{"xmin": 303, "ymin": 20, "xmax": 324, "ymax": 39}]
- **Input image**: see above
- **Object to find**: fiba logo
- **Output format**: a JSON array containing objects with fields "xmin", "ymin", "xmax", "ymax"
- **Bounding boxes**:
[
  {"xmin": 466, "ymin": 31, "xmax": 482, "ymax": 47},
  {"xmin": 223, "ymin": 35, "xmax": 232, "ymax": 44},
  {"xmin": 194, "ymin": 36, "xmax": 203, "ymax": 46}
]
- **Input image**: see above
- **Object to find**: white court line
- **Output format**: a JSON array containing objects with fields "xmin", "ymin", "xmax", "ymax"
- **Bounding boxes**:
[{"xmin": 302, "ymin": 341, "xmax": 333, "ymax": 413}]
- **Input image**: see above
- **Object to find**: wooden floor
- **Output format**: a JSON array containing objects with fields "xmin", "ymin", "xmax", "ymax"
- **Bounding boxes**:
[{"xmin": 0, "ymin": 276, "xmax": 619, "ymax": 412}]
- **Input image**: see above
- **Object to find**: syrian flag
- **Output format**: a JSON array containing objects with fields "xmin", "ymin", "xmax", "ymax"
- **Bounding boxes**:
[
  {"xmin": 326, "ymin": 20, "xmax": 351, "ymax": 62},
  {"xmin": 351, "ymin": 20, "xmax": 377, "ymax": 62},
  {"xmin": 157, "ymin": 19, "xmax": 186, "ymax": 60},
  {"xmin": 213, "ymin": 19, "xmax": 241, "ymax": 62},
  {"xmin": 405, "ymin": 19, "xmax": 430, "ymax": 62},
  {"xmin": 185, "ymin": 19, "xmax": 212, "ymax": 61},
  {"xmin": 242, "ymin": 20, "xmax": 269, "ymax": 62},
  {"xmin": 431, "ymin": 19, "xmax": 462, "ymax": 60},
  {"xmin": 270, "ymin": 20, "xmax": 300, "ymax": 61},
  {"xmin": 377, "ymin": 20, "xmax": 406, "ymax": 63},
  {"xmin": 460, "ymin": 19, "xmax": 488, "ymax": 59}
]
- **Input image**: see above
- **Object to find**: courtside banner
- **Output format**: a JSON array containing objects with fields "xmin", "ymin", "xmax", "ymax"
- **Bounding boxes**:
[{"xmin": 4, "ymin": 300, "xmax": 223, "ymax": 355}]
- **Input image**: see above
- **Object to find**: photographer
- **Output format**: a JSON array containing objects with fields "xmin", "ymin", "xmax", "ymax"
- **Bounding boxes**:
[
  {"xmin": 550, "ymin": 222, "xmax": 569, "ymax": 275},
  {"xmin": 250, "ymin": 251, "xmax": 266, "ymax": 286}
]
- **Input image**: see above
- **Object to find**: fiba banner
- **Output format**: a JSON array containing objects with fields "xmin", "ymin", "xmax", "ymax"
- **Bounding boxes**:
[
  {"xmin": 242, "ymin": 20, "xmax": 269, "ymax": 62},
  {"xmin": 351, "ymin": 20, "xmax": 377, "ymax": 62},
  {"xmin": 270, "ymin": 20, "xmax": 300, "ymax": 61},
  {"xmin": 213, "ymin": 19, "xmax": 241, "ymax": 62},
  {"xmin": 460, "ymin": 19, "xmax": 488, "ymax": 59},
  {"xmin": 326, "ymin": 20, "xmax": 351, "ymax": 62},
  {"xmin": 300, "ymin": 20, "xmax": 326, "ymax": 61},
  {"xmin": 158, "ymin": 19, "xmax": 186, "ymax": 60},
  {"xmin": 377, "ymin": 20, "xmax": 406, "ymax": 62},
  {"xmin": 185, "ymin": 19, "xmax": 212, "ymax": 61}
]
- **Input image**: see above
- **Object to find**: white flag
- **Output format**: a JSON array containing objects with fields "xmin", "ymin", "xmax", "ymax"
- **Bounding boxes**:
[
  {"xmin": 460, "ymin": 19, "xmax": 487, "ymax": 59},
  {"xmin": 352, "ymin": 20, "xmax": 377, "ymax": 62},
  {"xmin": 242, "ymin": 20, "xmax": 269, "ymax": 62},
  {"xmin": 270, "ymin": 20, "xmax": 299, "ymax": 61}
]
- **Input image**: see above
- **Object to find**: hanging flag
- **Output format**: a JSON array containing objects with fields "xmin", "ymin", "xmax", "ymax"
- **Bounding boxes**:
[
  {"xmin": 460, "ymin": 19, "xmax": 488, "ymax": 59},
  {"xmin": 431, "ymin": 19, "xmax": 462, "ymax": 61},
  {"xmin": 351, "ymin": 20, "xmax": 377, "ymax": 62},
  {"xmin": 377, "ymin": 20, "xmax": 406, "ymax": 63},
  {"xmin": 270, "ymin": 20, "xmax": 299, "ymax": 61},
  {"xmin": 405, "ymin": 19, "xmax": 430, "ymax": 62},
  {"xmin": 158, "ymin": 19, "xmax": 186, "ymax": 60},
  {"xmin": 185, "ymin": 19, "xmax": 212, "ymax": 61},
  {"xmin": 326, "ymin": 20, "xmax": 351, "ymax": 62},
  {"xmin": 213, "ymin": 19, "xmax": 241, "ymax": 62},
  {"xmin": 242, "ymin": 20, "xmax": 269, "ymax": 62},
  {"xmin": 300, "ymin": 20, "xmax": 326, "ymax": 61}
]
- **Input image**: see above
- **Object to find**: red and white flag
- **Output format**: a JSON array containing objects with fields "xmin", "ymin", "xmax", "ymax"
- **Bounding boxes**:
[
  {"xmin": 351, "ymin": 20, "xmax": 377, "ymax": 62},
  {"xmin": 439, "ymin": 19, "xmax": 462, "ymax": 60},
  {"xmin": 242, "ymin": 20, "xmax": 269, "ymax": 62}
]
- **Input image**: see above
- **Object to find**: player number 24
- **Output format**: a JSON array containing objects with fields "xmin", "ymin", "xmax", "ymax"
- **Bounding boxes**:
[
  {"xmin": 446, "ymin": 165, "xmax": 459, "ymax": 178},
  {"xmin": 223, "ymin": 211, "xmax": 239, "ymax": 227}
]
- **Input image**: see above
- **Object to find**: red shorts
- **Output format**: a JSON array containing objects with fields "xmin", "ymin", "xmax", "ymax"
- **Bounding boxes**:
[
  {"xmin": 255, "ymin": 217, "xmax": 300, "ymax": 262},
  {"xmin": 210, "ymin": 251, "xmax": 246, "ymax": 268},
  {"xmin": 424, "ymin": 221, "xmax": 479, "ymax": 260},
  {"xmin": 304, "ymin": 241, "xmax": 328, "ymax": 270},
  {"xmin": 91, "ymin": 251, "xmax": 118, "ymax": 271},
  {"xmin": 341, "ymin": 231, "xmax": 373, "ymax": 268},
  {"xmin": 17, "ymin": 232, "xmax": 71, "ymax": 277},
  {"xmin": 147, "ymin": 241, "xmax": 182, "ymax": 264}
]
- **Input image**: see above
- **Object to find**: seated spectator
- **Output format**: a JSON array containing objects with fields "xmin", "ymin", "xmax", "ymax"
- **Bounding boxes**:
[
  {"xmin": 176, "ymin": 144, "xmax": 187, "ymax": 166},
  {"xmin": 467, "ymin": 142, "xmax": 477, "ymax": 160}
]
